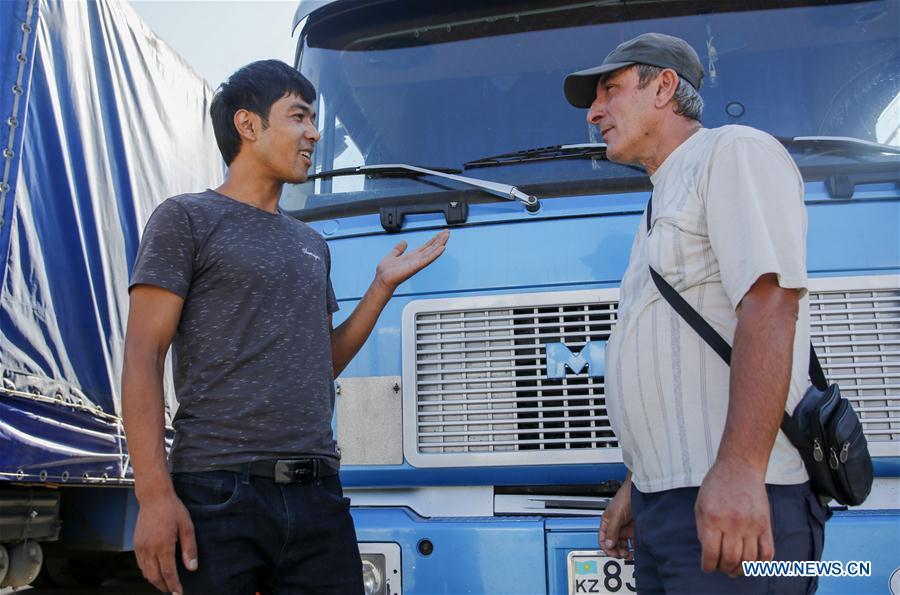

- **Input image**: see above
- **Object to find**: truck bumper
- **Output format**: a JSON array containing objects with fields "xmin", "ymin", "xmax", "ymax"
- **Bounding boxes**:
[{"xmin": 353, "ymin": 507, "xmax": 900, "ymax": 595}]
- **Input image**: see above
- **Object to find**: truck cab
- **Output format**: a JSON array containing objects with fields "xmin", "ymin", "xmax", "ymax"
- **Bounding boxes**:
[{"xmin": 285, "ymin": 1, "xmax": 900, "ymax": 593}]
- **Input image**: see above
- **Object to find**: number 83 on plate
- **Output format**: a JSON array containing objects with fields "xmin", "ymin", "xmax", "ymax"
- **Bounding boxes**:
[{"xmin": 566, "ymin": 551, "xmax": 635, "ymax": 594}]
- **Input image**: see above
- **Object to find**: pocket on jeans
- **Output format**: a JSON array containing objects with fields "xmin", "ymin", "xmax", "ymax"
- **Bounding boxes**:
[
  {"xmin": 318, "ymin": 475, "xmax": 351, "ymax": 508},
  {"xmin": 172, "ymin": 471, "xmax": 241, "ymax": 512}
]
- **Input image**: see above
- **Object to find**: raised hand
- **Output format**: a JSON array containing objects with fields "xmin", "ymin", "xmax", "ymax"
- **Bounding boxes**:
[{"xmin": 374, "ymin": 230, "xmax": 449, "ymax": 292}]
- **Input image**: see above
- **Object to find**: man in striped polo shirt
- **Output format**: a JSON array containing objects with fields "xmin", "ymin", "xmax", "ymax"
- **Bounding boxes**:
[{"xmin": 563, "ymin": 33, "xmax": 827, "ymax": 593}]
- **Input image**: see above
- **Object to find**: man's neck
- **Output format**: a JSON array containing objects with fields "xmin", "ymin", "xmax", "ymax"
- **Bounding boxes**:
[
  {"xmin": 215, "ymin": 160, "xmax": 283, "ymax": 213},
  {"xmin": 641, "ymin": 118, "xmax": 703, "ymax": 176}
]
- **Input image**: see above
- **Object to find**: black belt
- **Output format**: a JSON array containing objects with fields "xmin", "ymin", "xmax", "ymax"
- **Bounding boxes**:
[{"xmin": 220, "ymin": 458, "xmax": 338, "ymax": 485}]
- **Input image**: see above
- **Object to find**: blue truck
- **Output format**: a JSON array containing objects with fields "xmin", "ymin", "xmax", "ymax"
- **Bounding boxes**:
[
  {"xmin": 284, "ymin": 1, "xmax": 900, "ymax": 593},
  {"xmin": 1, "ymin": 0, "xmax": 898, "ymax": 593}
]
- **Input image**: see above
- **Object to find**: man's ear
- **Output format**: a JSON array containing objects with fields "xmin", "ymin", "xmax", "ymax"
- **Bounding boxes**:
[
  {"xmin": 233, "ymin": 108, "xmax": 259, "ymax": 142},
  {"xmin": 654, "ymin": 69, "xmax": 679, "ymax": 108}
]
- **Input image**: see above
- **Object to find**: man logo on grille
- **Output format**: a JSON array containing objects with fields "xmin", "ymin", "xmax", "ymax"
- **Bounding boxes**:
[{"xmin": 545, "ymin": 341, "xmax": 606, "ymax": 379}]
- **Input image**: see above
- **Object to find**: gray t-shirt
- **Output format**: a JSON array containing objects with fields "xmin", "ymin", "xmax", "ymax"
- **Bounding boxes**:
[{"xmin": 130, "ymin": 189, "xmax": 340, "ymax": 472}]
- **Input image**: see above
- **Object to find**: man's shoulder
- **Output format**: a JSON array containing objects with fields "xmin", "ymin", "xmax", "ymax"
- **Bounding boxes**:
[
  {"xmin": 149, "ymin": 190, "xmax": 235, "ymax": 232},
  {"xmin": 163, "ymin": 189, "xmax": 222, "ymax": 213},
  {"xmin": 706, "ymin": 124, "xmax": 784, "ymax": 150},
  {"xmin": 706, "ymin": 125, "xmax": 799, "ymax": 178},
  {"xmin": 668, "ymin": 126, "xmax": 782, "ymax": 171}
]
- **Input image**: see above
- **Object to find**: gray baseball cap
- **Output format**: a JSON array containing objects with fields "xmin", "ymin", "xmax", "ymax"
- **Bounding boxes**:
[{"xmin": 564, "ymin": 33, "xmax": 705, "ymax": 108}]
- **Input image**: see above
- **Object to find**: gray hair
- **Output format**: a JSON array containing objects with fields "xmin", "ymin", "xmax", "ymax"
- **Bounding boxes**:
[{"xmin": 635, "ymin": 64, "xmax": 704, "ymax": 122}]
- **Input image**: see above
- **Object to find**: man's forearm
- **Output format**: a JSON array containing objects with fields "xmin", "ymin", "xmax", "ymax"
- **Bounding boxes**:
[
  {"xmin": 330, "ymin": 230, "xmax": 449, "ymax": 377},
  {"xmin": 717, "ymin": 278, "xmax": 799, "ymax": 475},
  {"xmin": 330, "ymin": 278, "xmax": 393, "ymax": 377},
  {"xmin": 122, "ymin": 354, "xmax": 174, "ymax": 502}
]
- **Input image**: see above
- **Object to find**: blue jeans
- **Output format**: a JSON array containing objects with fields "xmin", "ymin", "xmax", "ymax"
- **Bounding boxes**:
[
  {"xmin": 173, "ymin": 467, "xmax": 363, "ymax": 594},
  {"xmin": 631, "ymin": 482, "xmax": 828, "ymax": 595}
]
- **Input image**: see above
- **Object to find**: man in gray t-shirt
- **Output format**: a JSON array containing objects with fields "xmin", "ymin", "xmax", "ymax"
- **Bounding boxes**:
[
  {"xmin": 122, "ymin": 60, "xmax": 448, "ymax": 595},
  {"xmin": 130, "ymin": 189, "xmax": 344, "ymax": 473}
]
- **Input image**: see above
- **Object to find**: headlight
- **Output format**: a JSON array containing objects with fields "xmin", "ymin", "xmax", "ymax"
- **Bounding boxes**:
[
  {"xmin": 358, "ymin": 543, "xmax": 401, "ymax": 595},
  {"xmin": 361, "ymin": 556, "xmax": 384, "ymax": 595}
]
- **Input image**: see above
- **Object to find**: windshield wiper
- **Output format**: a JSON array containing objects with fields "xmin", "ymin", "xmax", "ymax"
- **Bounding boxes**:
[
  {"xmin": 463, "ymin": 143, "xmax": 608, "ymax": 169},
  {"xmin": 464, "ymin": 136, "xmax": 900, "ymax": 170},
  {"xmin": 310, "ymin": 163, "xmax": 540, "ymax": 212},
  {"xmin": 777, "ymin": 136, "xmax": 900, "ymax": 156},
  {"xmin": 775, "ymin": 136, "xmax": 900, "ymax": 199}
]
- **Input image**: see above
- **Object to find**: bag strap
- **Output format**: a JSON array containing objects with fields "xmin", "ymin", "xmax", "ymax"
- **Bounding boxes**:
[
  {"xmin": 809, "ymin": 343, "xmax": 827, "ymax": 393},
  {"xmin": 644, "ymin": 195, "xmax": 826, "ymax": 446},
  {"xmin": 645, "ymin": 195, "xmax": 826, "ymax": 388}
]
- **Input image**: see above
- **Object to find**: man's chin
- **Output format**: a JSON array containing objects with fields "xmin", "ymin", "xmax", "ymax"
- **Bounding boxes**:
[
  {"xmin": 605, "ymin": 146, "xmax": 626, "ymax": 164},
  {"xmin": 604, "ymin": 145, "xmax": 638, "ymax": 168},
  {"xmin": 284, "ymin": 171, "xmax": 310, "ymax": 185}
]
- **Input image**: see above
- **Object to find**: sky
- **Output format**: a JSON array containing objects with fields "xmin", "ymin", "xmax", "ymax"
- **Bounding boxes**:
[{"xmin": 128, "ymin": 0, "xmax": 302, "ymax": 89}]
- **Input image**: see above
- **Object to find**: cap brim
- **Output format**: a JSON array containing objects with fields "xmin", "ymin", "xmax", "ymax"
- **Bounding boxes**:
[{"xmin": 563, "ymin": 61, "xmax": 635, "ymax": 108}]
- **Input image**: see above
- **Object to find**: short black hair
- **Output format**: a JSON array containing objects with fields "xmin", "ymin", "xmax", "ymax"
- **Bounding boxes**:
[{"xmin": 210, "ymin": 60, "xmax": 317, "ymax": 165}]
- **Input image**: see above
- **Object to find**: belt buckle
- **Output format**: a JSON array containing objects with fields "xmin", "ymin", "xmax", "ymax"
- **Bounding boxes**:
[{"xmin": 273, "ymin": 459, "xmax": 317, "ymax": 484}]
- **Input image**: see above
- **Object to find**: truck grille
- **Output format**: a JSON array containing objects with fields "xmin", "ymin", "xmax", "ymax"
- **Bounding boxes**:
[
  {"xmin": 403, "ymin": 289, "xmax": 622, "ymax": 467},
  {"xmin": 402, "ymin": 277, "xmax": 899, "ymax": 467},
  {"xmin": 810, "ymin": 277, "xmax": 900, "ymax": 450}
]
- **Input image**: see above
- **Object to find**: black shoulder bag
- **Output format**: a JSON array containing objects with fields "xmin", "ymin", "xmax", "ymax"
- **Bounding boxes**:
[{"xmin": 645, "ymin": 196, "xmax": 873, "ymax": 506}]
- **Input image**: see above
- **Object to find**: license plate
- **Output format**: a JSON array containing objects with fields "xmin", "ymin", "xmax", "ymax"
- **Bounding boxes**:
[{"xmin": 567, "ymin": 550, "xmax": 636, "ymax": 594}]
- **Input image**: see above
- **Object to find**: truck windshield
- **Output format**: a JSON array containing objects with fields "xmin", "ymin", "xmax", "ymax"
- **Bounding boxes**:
[{"xmin": 282, "ymin": 0, "xmax": 899, "ymax": 213}]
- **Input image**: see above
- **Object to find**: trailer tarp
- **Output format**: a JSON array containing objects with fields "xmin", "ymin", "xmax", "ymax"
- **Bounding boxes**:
[{"xmin": 0, "ymin": 0, "xmax": 222, "ymax": 482}]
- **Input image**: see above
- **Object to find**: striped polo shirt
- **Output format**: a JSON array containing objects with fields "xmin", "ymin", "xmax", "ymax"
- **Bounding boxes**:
[{"xmin": 606, "ymin": 125, "xmax": 811, "ymax": 493}]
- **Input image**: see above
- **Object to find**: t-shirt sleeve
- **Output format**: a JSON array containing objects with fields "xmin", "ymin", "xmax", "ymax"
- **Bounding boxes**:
[
  {"xmin": 129, "ymin": 199, "xmax": 195, "ymax": 298},
  {"xmin": 324, "ymin": 242, "xmax": 339, "ymax": 314},
  {"xmin": 705, "ymin": 135, "xmax": 807, "ymax": 309}
]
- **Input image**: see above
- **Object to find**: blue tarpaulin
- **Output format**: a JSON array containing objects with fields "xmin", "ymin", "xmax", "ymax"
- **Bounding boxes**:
[{"xmin": 0, "ymin": 0, "xmax": 222, "ymax": 482}]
